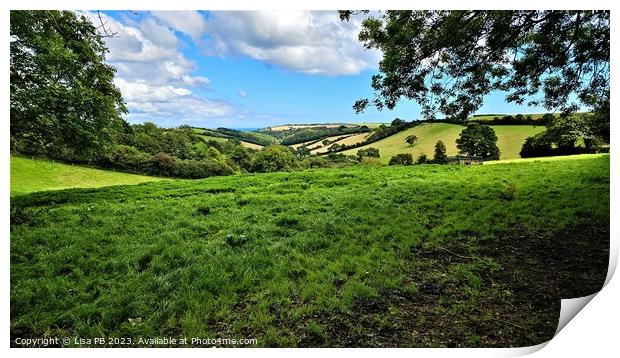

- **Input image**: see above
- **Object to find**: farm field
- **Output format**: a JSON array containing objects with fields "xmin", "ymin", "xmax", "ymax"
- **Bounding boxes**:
[
  {"xmin": 341, "ymin": 123, "xmax": 546, "ymax": 162},
  {"xmin": 10, "ymin": 156, "xmax": 162, "ymax": 196},
  {"xmin": 267, "ymin": 124, "xmax": 358, "ymax": 131},
  {"xmin": 310, "ymin": 133, "xmax": 373, "ymax": 154},
  {"xmin": 290, "ymin": 134, "xmax": 355, "ymax": 150},
  {"xmin": 11, "ymin": 154, "xmax": 609, "ymax": 347},
  {"xmin": 196, "ymin": 134, "xmax": 264, "ymax": 150}
]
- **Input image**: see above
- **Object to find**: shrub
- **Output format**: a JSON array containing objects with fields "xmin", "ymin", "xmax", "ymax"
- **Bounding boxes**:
[
  {"xmin": 251, "ymin": 145, "xmax": 296, "ymax": 172},
  {"xmin": 389, "ymin": 153, "xmax": 414, "ymax": 166},
  {"xmin": 357, "ymin": 147, "xmax": 380, "ymax": 159},
  {"xmin": 152, "ymin": 152, "xmax": 175, "ymax": 176},
  {"xmin": 302, "ymin": 157, "xmax": 331, "ymax": 169},
  {"xmin": 359, "ymin": 157, "xmax": 383, "ymax": 167},
  {"xmin": 416, "ymin": 154, "xmax": 428, "ymax": 164}
]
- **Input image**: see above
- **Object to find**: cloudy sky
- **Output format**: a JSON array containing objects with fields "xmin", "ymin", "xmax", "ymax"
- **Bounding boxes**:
[{"xmin": 90, "ymin": 10, "xmax": 549, "ymax": 129}]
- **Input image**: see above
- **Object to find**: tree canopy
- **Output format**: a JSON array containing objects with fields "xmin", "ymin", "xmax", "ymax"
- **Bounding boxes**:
[
  {"xmin": 433, "ymin": 140, "xmax": 448, "ymax": 164},
  {"xmin": 340, "ymin": 11, "xmax": 609, "ymax": 120},
  {"xmin": 456, "ymin": 124, "xmax": 500, "ymax": 160},
  {"xmin": 10, "ymin": 10, "xmax": 126, "ymax": 157}
]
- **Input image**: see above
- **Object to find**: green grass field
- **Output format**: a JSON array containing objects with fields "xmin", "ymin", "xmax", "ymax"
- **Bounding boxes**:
[
  {"xmin": 342, "ymin": 123, "xmax": 546, "ymax": 162},
  {"xmin": 11, "ymin": 154, "xmax": 609, "ymax": 347},
  {"xmin": 10, "ymin": 157, "xmax": 162, "ymax": 196}
]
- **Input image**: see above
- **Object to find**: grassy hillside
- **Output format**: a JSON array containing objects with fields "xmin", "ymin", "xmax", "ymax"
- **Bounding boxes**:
[
  {"xmin": 10, "ymin": 156, "xmax": 162, "ymax": 196},
  {"xmin": 11, "ymin": 154, "xmax": 609, "ymax": 347},
  {"xmin": 196, "ymin": 134, "xmax": 264, "ymax": 150},
  {"xmin": 311, "ymin": 133, "xmax": 372, "ymax": 154},
  {"xmin": 342, "ymin": 123, "xmax": 546, "ymax": 162}
]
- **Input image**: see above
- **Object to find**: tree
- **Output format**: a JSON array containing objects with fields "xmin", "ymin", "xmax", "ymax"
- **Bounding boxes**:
[
  {"xmin": 357, "ymin": 147, "xmax": 380, "ymax": 159},
  {"xmin": 328, "ymin": 143, "xmax": 344, "ymax": 152},
  {"xmin": 456, "ymin": 124, "xmax": 500, "ymax": 160},
  {"xmin": 433, "ymin": 140, "xmax": 448, "ymax": 164},
  {"xmin": 10, "ymin": 10, "xmax": 127, "ymax": 157},
  {"xmin": 251, "ymin": 145, "xmax": 296, "ymax": 172},
  {"xmin": 295, "ymin": 146, "xmax": 311, "ymax": 158},
  {"xmin": 389, "ymin": 153, "xmax": 414, "ymax": 166},
  {"xmin": 405, "ymin": 135, "xmax": 418, "ymax": 146},
  {"xmin": 416, "ymin": 154, "xmax": 428, "ymax": 164},
  {"xmin": 340, "ymin": 11, "xmax": 609, "ymax": 120},
  {"xmin": 520, "ymin": 112, "xmax": 606, "ymax": 158}
]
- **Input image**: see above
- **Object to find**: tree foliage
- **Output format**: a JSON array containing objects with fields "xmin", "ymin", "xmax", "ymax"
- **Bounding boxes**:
[
  {"xmin": 388, "ymin": 153, "xmax": 414, "ymax": 166},
  {"xmin": 520, "ymin": 113, "xmax": 607, "ymax": 158},
  {"xmin": 357, "ymin": 147, "xmax": 380, "ymax": 159},
  {"xmin": 340, "ymin": 11, "xmax": 609, "ymax": 120},
  {"xmin": 433, "ymin": 140, "xmax": 448, "ymax": 164},
  {"xmin": 456, "ymin": 124, "xmax": 500, "ymax": 160},
  {"xmin": 405, "ymin": 135, "xmax": 418, "ymax": 146},
  {"xmin": 10, "ymin": 10, "xmax": 127, "ymax": 157},
  {"xmin": 251, "ymin": 146, "xmax": 297, "ymax": 173}
]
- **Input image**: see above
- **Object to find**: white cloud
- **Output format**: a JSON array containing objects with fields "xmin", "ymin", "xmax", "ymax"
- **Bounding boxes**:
[
  {"xmin": 115, "ymin": 78, "xmax": 232, "ymax": 122},
  {"xmin": 80, "ymin": 10, "xmax": 382, "ymax": 127},
  {"xmin": 182, "ymin": 75, "xmax": 210, "ymax": 87},
  {"xmin": 151, "ymin": 11, "xmax": 207, "ymax": 41},
  {"xmin": 81, "ymin": 11, "xmax": 226, "ymax": 126},
  {"xmin": 201, "ymin": 11, "xmax": 381, "ymax": 76}
]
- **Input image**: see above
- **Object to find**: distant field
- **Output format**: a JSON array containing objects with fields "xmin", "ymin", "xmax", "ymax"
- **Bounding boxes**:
[
  {"xmin": 197, "ymin": 134, "xmax": 264, "ymax": 150},
  {"xmin": 342, "ymin": 123, "xmax": 546, "ymax": 162},
  {"xmin": 268, "ymin": 124, "xmax": 358, "ymax": 131},
  {"xmin": 240, "ymin": 141, "xmax": 264, "ymax": 150},
  {"xmin": 11, "ymin": 155, "xmax": 609, "ymax": 347},
  {"xmin": 311, "ymin": 132, "xmax": 372, "ymax": 154},
  {"xmin": 355, "ymin": 122, "xmax": 387, "ymax": 129},
  {"xmin": 10, "ymin": 156, "xmax": 162, "ymax": 196},
  {"xmin": 290, "ymin": 134, "xmax": 353, "ymax": 150}
]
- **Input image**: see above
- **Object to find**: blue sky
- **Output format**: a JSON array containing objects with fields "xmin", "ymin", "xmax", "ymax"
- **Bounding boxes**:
[{"xmin": 95, "ymin": 10, "xmax": 551, "ymax": 129}]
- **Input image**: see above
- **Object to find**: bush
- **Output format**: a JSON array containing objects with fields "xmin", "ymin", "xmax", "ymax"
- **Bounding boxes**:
[
  {"xmin": 106, "ymin": 145, "xmax": 153, "ymax": 173},
  {"xmin": 152, "ymin": 152, "xmax": 175, "ymax": 176},
  {"xmin": 357, "ymin": 147, "xmax": 380, "ymax": 159},
  {"xmin": 520, "ymin": 136, "xmax": 553, "ymax": 158},
  {"xmin": 251, "ymin": 145, "xmax": 296, "ymax": 172},
  {"xmin": 359, "ymin": 157, "xmax": 383, "ymax": 167},
  {"xmin": 389, "ymin": 153, "xmax": 414, "ymax": 166},
  {"xmin": 301, "ymin": 157, "xmax": 331, "ymax": 169},
  {"xmin": 416, "ymin": 154, "xmax": 428, "ymax": 164}
]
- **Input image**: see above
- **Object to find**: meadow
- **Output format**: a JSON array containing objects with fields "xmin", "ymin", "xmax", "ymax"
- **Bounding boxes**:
[
  {"xmin": 10, "ymin": 154, "xmax": 609, "ymax": 347},
  {"xmin": 10, "ymin": 156, "xmax": 162, "ymax": 196},
  {"xmin": 342, "ymin": 123, "xmax": 546, "ymax": 162}
]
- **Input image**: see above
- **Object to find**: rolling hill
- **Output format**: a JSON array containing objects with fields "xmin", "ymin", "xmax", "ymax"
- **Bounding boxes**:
[
  {"xmin": 10, "ymin": 156, "xmax": 162, "ymax": 196},
  {"xmin": 11, "ymin": 154, "xmax": 609, "ymax": 346},
  {"xmin": 341, "ymin": 123, "xmax": 546, "ymax": 162}
]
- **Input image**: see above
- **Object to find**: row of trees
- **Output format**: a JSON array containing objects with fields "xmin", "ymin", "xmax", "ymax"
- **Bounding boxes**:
[
  {"xmin": 520, "ymin": 112, "xmax": 609, "ymax": 158},
  {"xmin": 389, "ymin": 123, "xmax": 501, "ymax": 166}
]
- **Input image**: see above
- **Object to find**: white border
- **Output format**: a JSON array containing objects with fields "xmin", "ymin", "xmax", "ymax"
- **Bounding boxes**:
[{"xmin": 3, "ymin": 1, "xmax": 617, "ymax": 357}]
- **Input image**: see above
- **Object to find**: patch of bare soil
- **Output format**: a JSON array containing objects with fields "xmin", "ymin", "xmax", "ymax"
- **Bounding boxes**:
[{"xmin": 300, "ymin": 223, "xmax": 608, "ymax": 347}]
